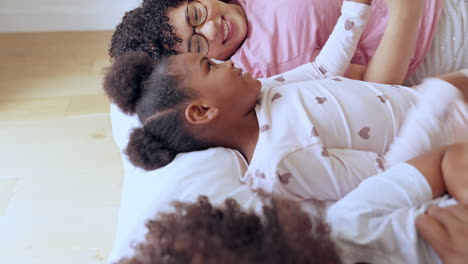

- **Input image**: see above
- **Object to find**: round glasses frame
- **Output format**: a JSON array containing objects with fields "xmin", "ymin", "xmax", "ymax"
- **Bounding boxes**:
[{"xmin": 186, "ymin": 0, "xmax": 210, "ymax": 56}]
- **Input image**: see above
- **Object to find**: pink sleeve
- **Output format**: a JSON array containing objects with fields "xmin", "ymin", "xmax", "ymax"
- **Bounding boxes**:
[
  {"xmin": 232, "ymin": 0, "xmax": 441, "ymax": 79},
  {"xmin": 230, "ymin": 0, "xmax": 344, "ymax": 78},
  {"xmin": 258, "ymin": 2, "xmax": 371, "ymax": 84}
]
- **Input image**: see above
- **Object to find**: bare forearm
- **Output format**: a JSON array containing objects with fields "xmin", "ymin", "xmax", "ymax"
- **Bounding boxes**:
[
  {"xmin": 407, "ymin": 146, "xmax": 448, "ymax": 198},
  {"xmin": 407, "ymin": 143, "xmax": 468, "ymax": 200},
  {"xmin": 442, "ymin": 143, "xmax": 468, "ymax": 204},
  {"xmin": 363, "ymin": 9, "xmax": 422, "ymax": 84}
]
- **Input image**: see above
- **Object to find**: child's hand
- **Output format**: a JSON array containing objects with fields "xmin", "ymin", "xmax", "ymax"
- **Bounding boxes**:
[{"xmin": 416, "ymin": 204, "xmax": 468, "ymax": 264}]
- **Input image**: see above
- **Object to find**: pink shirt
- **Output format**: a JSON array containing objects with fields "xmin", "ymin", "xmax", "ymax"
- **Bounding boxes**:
[{"xmin": 231, "ymin": 0, "xmax": 442, "ymax": 79}]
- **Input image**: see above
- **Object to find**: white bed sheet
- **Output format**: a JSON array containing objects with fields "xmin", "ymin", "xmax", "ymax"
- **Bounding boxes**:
[{"xmin": 107, "ymin": 104, "xmax": 264, "ymax": 263}]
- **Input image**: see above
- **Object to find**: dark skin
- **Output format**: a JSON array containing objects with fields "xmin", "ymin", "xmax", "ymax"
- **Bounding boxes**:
[
  {"xmin": 169, "ymin": 53, "xmax": 261, "ymax": 162},
  {"xmin": 410, "ymin": 142, "xmax": 468, "ymax": 264},
  {"xmin": 173, "ymin": 53, "xmax": 468, "ymax": 165},
  {"xmin": 408, "ymin": 143, "xmax": 468, "ymax": 203}
]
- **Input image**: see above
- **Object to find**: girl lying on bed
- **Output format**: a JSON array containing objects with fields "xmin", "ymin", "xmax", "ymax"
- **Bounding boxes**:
[
  {"xmin": 104, "ymin": 0, "xmax": 467, "ymax": 202},
  {"xmin": 114, "ymin": 143, "xmax": 468, "ymax": 264},
  {"xmin": 103, "ymin": 45, "xmax": 468, "ymax": 202}
]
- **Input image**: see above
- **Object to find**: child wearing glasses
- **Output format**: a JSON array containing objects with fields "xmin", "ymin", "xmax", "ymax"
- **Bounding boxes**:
[{"xmin": 110, "ymin": 0, "xmax": 467, "ymax": 85}]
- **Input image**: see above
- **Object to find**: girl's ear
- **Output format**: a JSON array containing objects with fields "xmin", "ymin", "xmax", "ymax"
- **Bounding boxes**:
[{"xmin": 185, "ymin": 102, "xmax": 219, "ymax": 125}]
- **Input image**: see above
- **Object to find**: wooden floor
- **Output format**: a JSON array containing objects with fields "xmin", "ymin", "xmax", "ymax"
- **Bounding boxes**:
[{"xmin": 0, "ymin": 32, "xmax": 124, "ymax": 264}]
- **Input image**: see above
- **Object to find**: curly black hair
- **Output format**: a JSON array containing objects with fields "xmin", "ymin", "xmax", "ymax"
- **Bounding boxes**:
[
  {"xmin": 103, "ymin": 51, "xmax": 214, "ymax": 170},
  {"xmin": 115, "ymin": 195, "xmax": 342, "ymax": 264},
  {"xmin": 109, "ymin": 0, "xmax": 185, "ymax": 59},
  {"xmin": 109, "ymin": 0, "xmax": 232, "ymax": 60}
]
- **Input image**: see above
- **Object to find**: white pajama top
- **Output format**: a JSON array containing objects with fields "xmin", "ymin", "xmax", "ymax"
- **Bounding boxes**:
[{"xmin": 239, "ymin": 2, "xmax": 467, "ymax": 202}]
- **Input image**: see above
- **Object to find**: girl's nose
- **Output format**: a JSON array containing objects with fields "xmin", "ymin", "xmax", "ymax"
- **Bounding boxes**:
[{"xmin": 197, "ymin": 20, "xmax": 218, "ymax": 41}]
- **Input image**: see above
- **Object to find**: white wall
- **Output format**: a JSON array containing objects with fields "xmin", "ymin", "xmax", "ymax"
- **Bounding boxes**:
[{"xmin": 0, "ymin": 0, "xmax": 142, "ymax": 32}]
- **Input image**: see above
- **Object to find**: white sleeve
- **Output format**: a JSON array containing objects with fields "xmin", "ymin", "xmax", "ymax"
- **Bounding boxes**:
[
  {"xmin": 312, "ymin": 1, "xmax": 371, "ymax": 77},
  {"xmin": 259, "ymin": 1, "xmax": 371, "ymax": 85},
  {"xmin": 327, "ymin": 163, "xmax": 446, "ymax": 264},
  {"xmin": 273, "ymin": 145, "xmax": 385, "ymax": 202},
  {"xmin": 384, "ymin": 78, "xmax": 464, "ymax": 166}
]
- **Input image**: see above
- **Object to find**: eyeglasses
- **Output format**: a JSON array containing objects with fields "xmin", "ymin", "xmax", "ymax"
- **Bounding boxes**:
[{"xmin": 186, "ymin": 0, "xmax": 209, "ymax": 56}]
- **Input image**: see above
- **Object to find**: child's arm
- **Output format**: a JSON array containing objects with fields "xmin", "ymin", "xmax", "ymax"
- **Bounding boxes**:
[
  {"xmin": 262, "ymin": 0, "xmax": 372, "ymax": 85},
  {"xmin": 312, "ymin": 0, "xmax": 372, "ymax": 78},
  {"xmin": 276, "ymin": 142, "xmax": 466, "ymax": 202},
  {"xmin": 360, "ymin": 0, "xmax": 424, "ymax": 84},
  {"xmin": 441, "ymin": 143, "xmax": 468, "ymax": 204},
  {"xmin": 326, "ymin": 145, "xmax": 467, "ymax": 263},
  {"xmin": 406, "ymin": 146, "xmax": 450, "ymax": 199},
  {"xmin": 407, "ymin": 143, "xmax": 468, "ymax": 203},
  {"xmin": 383, "ymin": 72, "xmax": 467, "ymax": 167}
]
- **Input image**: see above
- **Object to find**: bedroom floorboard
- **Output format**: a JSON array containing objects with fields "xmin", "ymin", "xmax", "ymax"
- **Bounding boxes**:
[{"xmin": 0, "ymin": 31, "xmax": 124, "ymax": 264}]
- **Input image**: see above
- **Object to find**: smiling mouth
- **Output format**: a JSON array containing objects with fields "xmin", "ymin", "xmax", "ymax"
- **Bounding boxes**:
[{"xmin": 222, "ymin": 17, "xmax": 230, "ymax": 43}]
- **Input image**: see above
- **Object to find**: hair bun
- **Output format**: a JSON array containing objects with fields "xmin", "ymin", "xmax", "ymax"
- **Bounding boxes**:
[
  {"xmin": 125, "ymin": 127, "xmax": 176, "ymax": 170},
  {"xmin": 104, "ymin": 51, "xmax": 155, "ymax": 114}
]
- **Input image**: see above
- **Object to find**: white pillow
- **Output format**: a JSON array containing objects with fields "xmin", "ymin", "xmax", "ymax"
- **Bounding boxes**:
[{"xmin": 107, "ymin": 104, "xmax": 263, "ymax": 263}]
